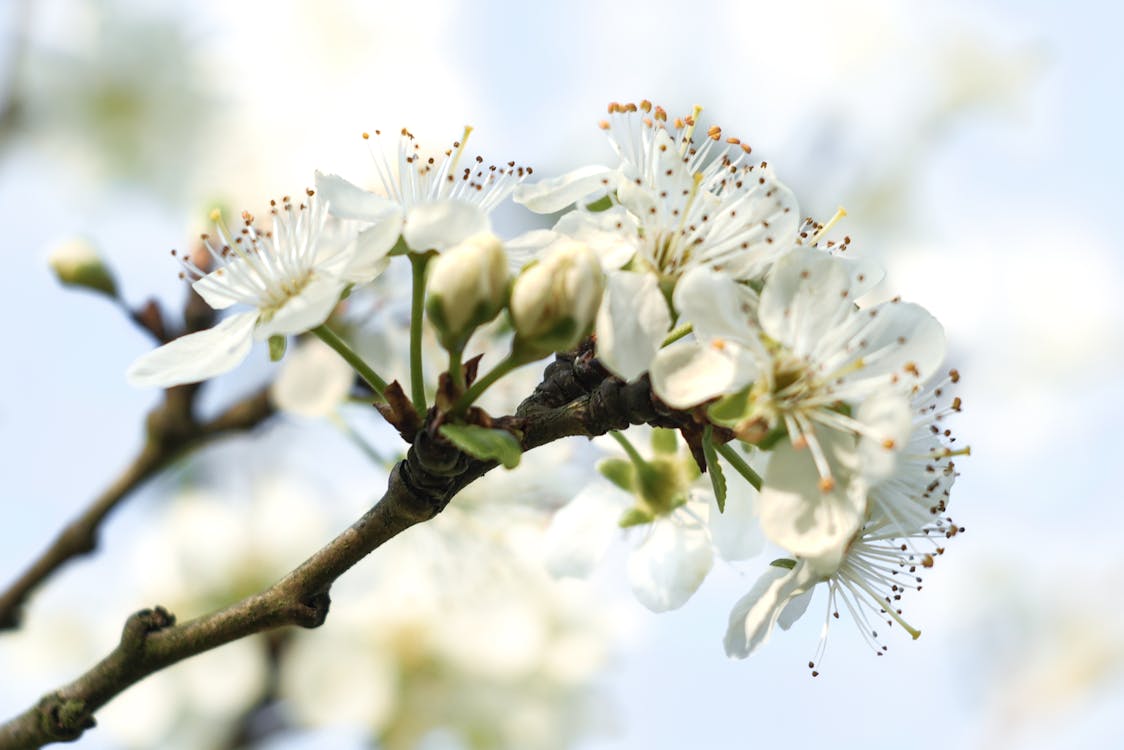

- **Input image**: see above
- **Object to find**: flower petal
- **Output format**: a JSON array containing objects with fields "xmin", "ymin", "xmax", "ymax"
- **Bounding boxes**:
[
  {"xmin": 513, "ymin": 165, "xmax": 615, "ymax": 214},
  {"xmin": 723, "ymin": 562, "xmax": 818, "ymax": 658},
  {"xmin": 314, "ymin": 171, "xmax": 396, "ymax": 222},
  {"xmin": 505, "ymin": 229, "xmax": 557, "ymax": 272},
  {"xmin": 841, "ymin": 300, "xmax": 947, "ymax": 393},
  {"xmin": 554, "ymin": 208, "xmax": 639, "ymax": 270},
  {"xmin": 254, "ymin": 275, "xmax": 345, "ymax": 338},
  {"xmin": 402, "ymin": 200, "xmax": 490, "ymax": 253},
  {"xmin": 627, "ymin": 519, "xmax": 713, "ymax": 612},
  {"xmin": 191, "ymin": 259, "xmax": 256, "ymax": 310},
  {"xmin": 759, "ymin": 428, "xmax": 866, "ymax": 569},
  {"xmin": 758, "ymin": 247, "xmax": 857, "ymax": 356},
  {"xmin": 855, "ymin": 391, "xmax": 913, "ymax": 482},
  {"xmin": 270, "ymin": 338, "xmax": 355, "ymax": 418},
  {"xmin": 126, "ymin": 311, "xmax": 257, "ymax": 387},
  {"xmin": 595, "ymin": 271, "xmax": 671, "ymax": 381},
  {"xmin": 650, "ymin": 340, "xmax": 757, "ymax": 409},
  {"xmin": 707, "ymin": 469, "xmax": 764, "ymax": 562},
  {"xmin": 542, "ymin": 482, "xmax": 628, "ymax": 578},
  {"xmin": 673, "ymin": 266, "xmax": 759, "ymax": 342}
]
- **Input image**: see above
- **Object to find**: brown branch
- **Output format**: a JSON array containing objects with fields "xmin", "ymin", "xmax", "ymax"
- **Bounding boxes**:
[
  {"xmin": 0, "ymin": 385, "xmax": 275, "ymax": 631},
  {"xmin": 0, "ymin": 346, "xmax": 688, "ymax": 749}
]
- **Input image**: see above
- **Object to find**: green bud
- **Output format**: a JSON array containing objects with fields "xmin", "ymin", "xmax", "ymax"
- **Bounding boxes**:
[
  {"xmin": 509, "ymin": 241, "xmax": 603, "ymax": 357},
  {"xmin": 619, "ymin": 507, "xmax": 655, "ymax": 528},
  {"xmin": 597, "ymin": 457, "xmax": 635, "ymax": 492},
  {"xmin": 426, "ymin": 233, "xmax": 509, "ymax": 353},
  {"xmin": 48, "ymin": 239, "xmax": 118, "ymax": 298},
  {"xmin": 268, "ymin": 335, "xmax": 287, "ymax": 362}
]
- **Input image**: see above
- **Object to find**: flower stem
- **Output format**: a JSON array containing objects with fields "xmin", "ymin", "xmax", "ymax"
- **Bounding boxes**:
[
  {"xmin": 312, "ymin": 324, "xmax": 387, "ymax": 398},
  {"xmin": 409, "ymin": 252, "xmax": 430, "ymax": 417},
  {"xmin": 452, "ymin": 353, "xmax": 521, "ymax": 414},
  {"xmin": 716, "ymin": 441, "xmax": 762, "ymax": 491},
  {"xmin": 661, "ymin": 323, "xmax": 693, "ymax": 347},
  {"xmin": 448, "ymin": 347, "xmax": 466, "ymax": 395},
  {"xmin": 609, "ymin": 430, "xmax": 647, "ymax": 469}
]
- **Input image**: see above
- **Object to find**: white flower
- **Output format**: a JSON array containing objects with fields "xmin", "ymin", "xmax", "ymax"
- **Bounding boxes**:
[
  {"xmin": 270, "ymin": 337, "xmax": 356, "ymax": 418},
  {"xmin": 510, "ymin": 241, "xmax": 604, "ymax": 357},
  {"xmin": 126, "ymin": 192, "xmax": 394, "ymax": 388},
  {"xmin": 515, "ymin": 101, "xmax": 800, "ymax": 379},
  {"xmin": 316, "ymin": 127, "xmax": 529, "ymax": 254},
  {"xmin": 543, "ymin": 429, "xmax": 762, "ymax": 612},
  {"xmin": 724, "ymin": 509, "xmax": 962, "ymax": 670},
  {"xmin": 725, "ymin": 373, "xmax": 966, "ymax": 669},
  {"xmin": 426, "ymin": 232, "xmax": 510, "ymax": 351}
]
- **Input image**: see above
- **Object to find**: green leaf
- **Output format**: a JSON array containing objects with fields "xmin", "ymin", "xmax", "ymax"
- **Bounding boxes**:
[
  {"xmin": 702, "ymin": 425, "xmax": 727, "ymax": 513},
  {"xmin": 439, "ymin": 424, "xmax": 522, "ymax": 469},
  {"xmin": 769, "ymin": 558, "xmax": 797, "ymax": 570},
  {"xmin": 707, "ymin": 385, "xmax": 753, "ymax": 425},
  {"xmin": 650, "ymin": 428, "xmax": 678, "ymax": 455},
  {"xmin": 268, "ymin": 335, "xmax": 287, "ymax": 362},
  {"xmin": 618, "ymin": 507, "xmax": 655, "ymax": 528},
  {"xmin": 585, "ymin": 194, "xmax": 614, "ymax": 212},
  {"xmin": 597, "ymin": 458, "xmax": 635, "ymax": 492}
]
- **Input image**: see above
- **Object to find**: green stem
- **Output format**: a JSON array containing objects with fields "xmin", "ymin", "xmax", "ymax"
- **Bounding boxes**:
[
  {"xmin": 609, "ymin": 430, "xmax": 647, "ymax": 469},
  {"xmin": 312, "ymin": 324, "xmax": 388, "ymax": 398},
  {"xmin": 448, "ymin": 347, "xmax": 465, "ymax": 395},
  {"xmin": 661, "ymin": 323, "xmax": 693, "ymax": 347},
  {"xmin": 409, "ymin": 253, "xmax": 431, "ymax": 417},
  {"xmin": 452, "ymin": 354, "xmax": 521, "ymax": 414},
  {"xmin": 716, "ymin": 441, "xmax": 763, "ymax": 491}
]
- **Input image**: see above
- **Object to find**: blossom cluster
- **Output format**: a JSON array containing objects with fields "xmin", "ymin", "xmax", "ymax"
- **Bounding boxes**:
[{"xmin": 125, "ymin": 100, "xmax": 967, "ymax": 670}]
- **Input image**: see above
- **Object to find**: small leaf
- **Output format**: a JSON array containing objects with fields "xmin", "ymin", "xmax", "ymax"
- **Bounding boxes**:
[
  {"xmin": 650, "ymin": 428, "xmax": 678, "ymax": 455},
  {"xmin": 597, "ymin": 458, "xmax": 635, "ymax": 492},
  {"xmin": 618, "ymin": 507, "xmax": 654, "ymax": 528},
  {"xmin": 585, "ymin": 194, "xmax": 614, "ymax": 212},
  {"xmin": 707, "ymin": 385, "xmax": 753, "ymax": 425},
  {"xmin": 439, "ymin": 424, "xmax": 522, "ymax": 469},
  {"xmin": 268, "ymin": 335, "xmax": 287, "ymax": 362},
  {"xmin": 769, "ymin": 558, "xmax": 797, "ymax": 570},
  {"xmin": 702, "ymin": 425, "xmax": 727, "ymax": 512}
]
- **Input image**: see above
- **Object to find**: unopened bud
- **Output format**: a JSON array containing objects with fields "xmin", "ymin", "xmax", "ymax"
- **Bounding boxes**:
[
  {"xmin": 426, "ymin": 233, "xmax": 509, "ymax": 352},
  {"xmin": 48, "ymin": 239, "xmax": 118, "ymax": 297},
  {"xmin": 510, "ymin": 241, "xmax": 603, "ymax": 357}
]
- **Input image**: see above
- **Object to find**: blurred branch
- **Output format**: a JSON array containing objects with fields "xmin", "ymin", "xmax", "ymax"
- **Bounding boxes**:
[
  {"xmin": 0, "ymin": 383, "xmax": 275, "ymax": 632},
  {"xmin": 0, "ymin": 341, "xmax": 692, "ymax": 749},
  {"xmin": 0, "ymin": 0, "xmax": 32, "ymax": 143},
  {"xmin": 0, "ymin": 286, "xmax": 270, "ymax": 631}
]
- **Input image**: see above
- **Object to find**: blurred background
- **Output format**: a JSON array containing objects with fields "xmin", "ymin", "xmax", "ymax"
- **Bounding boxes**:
[{"xmin": 1, "ymin": 0, "xmax": 1122, "ymax": 748}]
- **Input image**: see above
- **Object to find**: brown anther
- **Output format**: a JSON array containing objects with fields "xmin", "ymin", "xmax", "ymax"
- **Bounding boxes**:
[
  {"xmin": 921, "ymin": 554, "xmax": 935, "ymax": 568},
  {"xmin": 707, "ymin": 125, "xmax": 722, "ymax": 140},
  {"xmin": 904, "ymin": 362, "xmax": 921, "ymax": 377},
  {"xmin": 882, "ymin": 438, "xmax": 896, "ymax": 450},
  {"xmin": 818, "ymin": 476, "xmax": 836, "ymax": 493},
  {"xmin": 951, "ymin": 397, "xmax": 962, "ymax": 411}
]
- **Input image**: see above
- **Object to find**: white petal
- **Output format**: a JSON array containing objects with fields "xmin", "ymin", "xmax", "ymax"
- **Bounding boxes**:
[
  {"xmin": 855, "ymin": 391, "xmax": 913, "ymax": 482},
  {"xmin": 723, "ymin": 562, "xmax": 819, "ymax": 658},
  {"xmin": 759, "ymin": 247, "xmax": 856, "ymax": 355},
  {"xmin": 505, "ymin": 229, "xmax": 558, "ymax": 272},
  {"xmin": 340, "ymin": 218, "xmax": 403, "ymax": 284},
  {"xmin": 595, "ymin": 271, "xmax": 671, "ymax": 381},
  {"xmin": 778, "ymin": 587, "xmax": 815, "ymax": 630},
  {"xmin": 402, "ymin": 200, "xmax": 490, "ymax": 253},
  {"xmin": 314, "ymin": 171, "xmax": 396, "ymax": 221},
  {"xmin": 707, "ymin": 468, "xmax": 764, "ymax": 562},
  {"xmin": 554, "ymin": 208, "xmax": 639, "ymax": 270},
  {"xmin": 759, "ymin": 428, "xmax": 866, "ymax": 568},
  {"xmin": 627, "ymin": 519, "xmax": 713, "ymax": 612},
  {"xmin": 673, "ymin": 266, "xmax": 759, "ymax": 342},
  {"xmin": 254, "ymin": 276, "xmax": 345, "ymax": 338},
  {"xmin": 650, "ymin": 340, "xmax": 757, "ymax": 409},
  {"xmin": 126, "ymin": 311, "xmax": 257, "ymax": 387},
  {"xmin": 270, "ymin": 338, "xmax": 355, "ymax": 418},
  {"xmin": 842, "ymin": 300, "xmax": 947, "ymax": 392},
  {"xmin": 542, "ymin": 483, "xmax": 627, "ymax": 578},
  {"xmin": 191, "ymin": 259, "xmax": 257, "ymax": 310},
  {"xmin": 513, "ymin": 165, "xmax": 614, "ymax": 214}
]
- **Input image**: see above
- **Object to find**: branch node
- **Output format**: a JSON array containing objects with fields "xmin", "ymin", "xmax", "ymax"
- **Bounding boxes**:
[
  {"xmin": 291, "ymin": 591, "xmax": 331, "ymax": 628},
  {"xmin": 36, "ymin": 694, "xmax": 95, "ymax": 741},
  {"xmin": 119, "ymin": 606, "xmax": 176, "ymax": 660}
]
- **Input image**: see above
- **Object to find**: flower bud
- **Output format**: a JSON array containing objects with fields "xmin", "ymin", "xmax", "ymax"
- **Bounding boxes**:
[
  {"xmin": 510, "ymin": 241, "xmax": 603, "ymax": 357},
  {"xmin": 48, "ymin": 239, "xmax": 118, "ymax": 297},
  {"xmin": 426, "ymin": 233, "xmax": 509, "ymax": 352}
]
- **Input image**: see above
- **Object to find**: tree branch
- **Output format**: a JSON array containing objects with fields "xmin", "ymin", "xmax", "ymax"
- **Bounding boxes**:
[
  {"xmin": 0, "ymin": 385, "xmax": 275, "ymax": 631},
  {"xmin": 0, "ymin": 344, "xmax": 691, "ymax": 749}
]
